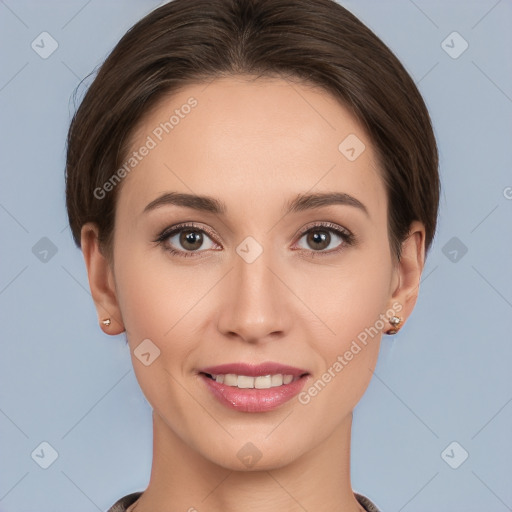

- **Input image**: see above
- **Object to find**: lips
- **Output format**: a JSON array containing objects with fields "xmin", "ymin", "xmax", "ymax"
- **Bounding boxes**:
[{"xmin": 197, "ymin": 362, "xmax": 310, "ymax": 412}]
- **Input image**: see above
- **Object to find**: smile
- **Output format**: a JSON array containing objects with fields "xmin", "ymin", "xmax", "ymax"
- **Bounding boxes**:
[{"xmin": 202, "ymin": 373, "xmax": 303, "ymax": 388}]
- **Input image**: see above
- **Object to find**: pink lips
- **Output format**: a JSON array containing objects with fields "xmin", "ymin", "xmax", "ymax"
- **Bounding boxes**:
[{"xmin": 198, "ymin": 362, "xmax": 310, "ymax": 413}]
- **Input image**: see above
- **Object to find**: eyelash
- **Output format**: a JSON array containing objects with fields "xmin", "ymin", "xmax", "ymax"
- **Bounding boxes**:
[{"xmin": 153, "ymin": 221, "xmax": 356, "ymax": 259}]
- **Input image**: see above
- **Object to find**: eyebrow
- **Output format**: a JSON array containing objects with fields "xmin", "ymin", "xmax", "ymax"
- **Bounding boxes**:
[{"xmin": 143, "ymin": 191, "xmax": 369, "ymax": 217}]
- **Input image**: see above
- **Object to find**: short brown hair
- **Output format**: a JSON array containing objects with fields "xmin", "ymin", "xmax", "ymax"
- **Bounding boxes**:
[{"xmin": 65, "ymin": 0, "xmax": 440, "ymax": 260}]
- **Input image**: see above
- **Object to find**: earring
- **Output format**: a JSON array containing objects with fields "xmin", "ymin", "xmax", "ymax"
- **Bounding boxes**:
[
  {"xmin": 101, "ymin": 318, "xmax": 112, "ymax": 327},
  {"xmin": 386, "ymin": 316, "xmax": 402, "ymax": 335}
]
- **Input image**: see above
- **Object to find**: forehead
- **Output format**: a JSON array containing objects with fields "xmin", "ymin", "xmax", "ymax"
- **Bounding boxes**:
[{"xmin": 116, "ymin": 76, "xmax": 386, "ymax": 221}]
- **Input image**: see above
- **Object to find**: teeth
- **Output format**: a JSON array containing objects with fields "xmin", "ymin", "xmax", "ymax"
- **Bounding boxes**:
[{"xmin": 210, "ymin": 373, "xmax": 297, "ymax": 388}]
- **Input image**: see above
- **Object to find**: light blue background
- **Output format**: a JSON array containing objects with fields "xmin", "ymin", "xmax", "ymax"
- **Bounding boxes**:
[{"xmin": 1, "ymin": 1, "xmax": 511, "ymax": 511}]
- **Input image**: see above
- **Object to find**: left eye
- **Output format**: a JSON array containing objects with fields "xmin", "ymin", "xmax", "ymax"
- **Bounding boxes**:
[{"xmin": 295, "ymin": 226, "xmax": 351, "ymax": 253}]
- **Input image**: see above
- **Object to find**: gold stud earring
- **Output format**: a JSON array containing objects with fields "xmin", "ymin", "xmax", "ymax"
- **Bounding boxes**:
[
  {"xmin": 102, "ymin": 318, "xmax": 112, "ymax": 327},
  {"xmin": 386, "ymin": 316, "xmax": 402, "ymax": 335}
]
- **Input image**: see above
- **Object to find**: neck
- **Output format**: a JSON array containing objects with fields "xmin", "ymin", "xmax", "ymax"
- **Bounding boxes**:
[{"xmin": 130, "ymin": 411, "xmax": 365, "ymax": 512}]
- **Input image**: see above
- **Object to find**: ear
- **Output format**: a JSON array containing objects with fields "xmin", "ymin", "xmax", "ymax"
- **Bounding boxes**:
[
  {"xmin": 80, "ymin": 222, "xmax": 125, "ymax": 335},
  {"xmin": 387, "ymin": 220, "xmax": 426, "ymax": 332}
]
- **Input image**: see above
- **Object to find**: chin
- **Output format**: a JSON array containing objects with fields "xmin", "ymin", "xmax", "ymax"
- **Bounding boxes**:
[{"xmin": 196, "ymin": 431, "xmax": 308, "ymax": 472}]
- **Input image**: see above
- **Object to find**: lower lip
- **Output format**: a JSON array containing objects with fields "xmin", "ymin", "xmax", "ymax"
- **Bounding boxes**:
[{"xmin": 200, "ymin": 373, "xmax": 309, "ymax": 412}]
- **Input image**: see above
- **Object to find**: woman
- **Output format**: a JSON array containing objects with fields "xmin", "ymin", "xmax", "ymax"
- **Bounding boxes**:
[{"xmin": 65, "ymin": 0, "xmax": 439, "ymax": 510}]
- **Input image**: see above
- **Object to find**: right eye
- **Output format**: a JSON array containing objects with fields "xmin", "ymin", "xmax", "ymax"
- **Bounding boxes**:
[{"xmin": 154, "ymin": 223, "xmax": 220, "ymax": 258}]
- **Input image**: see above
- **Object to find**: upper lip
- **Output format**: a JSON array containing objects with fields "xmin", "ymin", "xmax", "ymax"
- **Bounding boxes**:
[{"xmin": 199, "ymin": 362, "xmax": 309, "ymax": 378}]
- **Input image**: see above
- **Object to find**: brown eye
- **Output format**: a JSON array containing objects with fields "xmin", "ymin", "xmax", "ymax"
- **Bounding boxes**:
[
  {"xmin": 305, "ymin": 230, "xmax": 331, "ymax": 251},
  {"xmin": 295, "ymin": 223, "xmax": 355, "ymax": 255},
  {"xmin": 179, "ymin": 229, "xmax": 204, "ymax": 251},
  {"xmin": 156, "ymin": 223, "xmax": 219, "ymax": 257}
]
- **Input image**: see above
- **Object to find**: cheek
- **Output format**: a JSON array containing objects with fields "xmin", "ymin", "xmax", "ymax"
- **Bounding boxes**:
[
  {"xmin": 333, "ymin": 263, "xmax": 390, "ymax": 341},
  {"xmin": 294, "ymin": 276, "xmax": 389, "ymax": 439},
  {"xmin": 113, "ymin": 251, "xmax": 203, "ymax": 419},
  {"xmin": 112, "ymin": 244, "xmax": 198, "ymax": 364},
  {"xmin": 113, "ymin": 223, "xmax": 187, "ymax": 319},
  {"xmin": 299, "ymin": 239, "xmax": 393, "ymax": 400},
  {"xmin": 300, "ymin": 242, "xmax": 393, "ymax": 343}
]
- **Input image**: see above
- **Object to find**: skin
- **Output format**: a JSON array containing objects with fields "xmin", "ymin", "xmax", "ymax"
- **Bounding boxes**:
[{"xmin": 81, "ymin": 76, "xmax": 425, "ymax": 512}]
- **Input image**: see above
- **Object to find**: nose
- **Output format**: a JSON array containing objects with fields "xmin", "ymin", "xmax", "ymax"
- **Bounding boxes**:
[{"xmin": 216, "ymin": 245, "xmax": 291, "ymax": 344}]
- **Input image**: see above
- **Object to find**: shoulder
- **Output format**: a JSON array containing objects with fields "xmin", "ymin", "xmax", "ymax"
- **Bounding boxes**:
[
  {"xmin": 354, "ymin": 491, "xmax": 382, "ymax": 512},
  {"xmin": 106, "ymin": 492, "xmax": 142, "ymax": 512}
]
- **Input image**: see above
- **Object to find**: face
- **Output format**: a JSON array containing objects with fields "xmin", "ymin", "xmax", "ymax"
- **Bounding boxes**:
[{"xmin": 89, "ymin": 76, "xmax": 416, "ymax": 470}]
